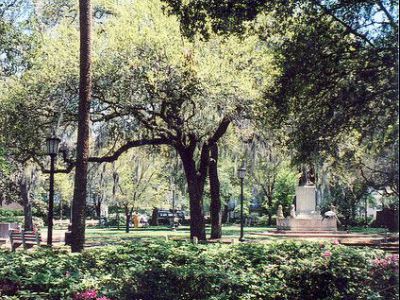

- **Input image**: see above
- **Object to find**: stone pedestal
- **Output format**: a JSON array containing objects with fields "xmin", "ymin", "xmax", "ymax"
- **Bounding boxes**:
[
  {"xmin": 285, "ymin": 215, "xmax": 337, "ymax": 231},
  {"xmin": 277, "ymin": 185, "xmax": 337, "ymax": 231},
  {"xmin": 295, "ymin": 186, "xmax": 316, "ymax": 214}
]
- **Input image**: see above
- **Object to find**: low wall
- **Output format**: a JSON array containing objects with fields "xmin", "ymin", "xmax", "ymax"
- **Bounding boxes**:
[{"xmin": 277, "ymin": 216, "xmax": 337, "ymax": 231}]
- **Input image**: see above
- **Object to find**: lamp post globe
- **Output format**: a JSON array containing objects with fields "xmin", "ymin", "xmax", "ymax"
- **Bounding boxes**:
[
  {"xmin": 237, "ymin": 161, "xmax": 246, "ymax": 242},
  {"xmin": 238, "ymin": 165, "xmax": 246, "ymax": 179},
  {"xmin": 46, "ymin": 135, "xmax": 61, "ymax": 156}
]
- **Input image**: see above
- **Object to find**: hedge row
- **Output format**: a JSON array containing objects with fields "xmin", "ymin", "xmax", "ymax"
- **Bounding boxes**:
[{"xmin": 0, "ymin": 240, "xmax": 398, "ymax": 299}]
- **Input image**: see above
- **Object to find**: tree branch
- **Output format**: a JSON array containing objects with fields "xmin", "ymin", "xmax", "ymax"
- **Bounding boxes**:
[
  {"xmin": 312, "ymin": 0, "xmax": 375, "ymax": 47},
  {"xmin": 376, "ymin": 0, "xmax": 397, "ymax": 29},
  {"xmin": 208, "ymin": 116, "xmax": 232, "ymax": 145},
  {"xmin": 88, "ymin": 137, "xmax": 171, "ymax": 163},
  {"xmin": 32, "ymin": 156, "xmax": 75, "ymax": 174},
  {"xmin": 197, "ymin": 143, "xmax": 209, "ymax": 186}
]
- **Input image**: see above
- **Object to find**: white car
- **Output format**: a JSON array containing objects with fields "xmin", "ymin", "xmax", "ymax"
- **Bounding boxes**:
[{"xmin": 140, "ymin": 214, "xmax": 149, "ymax": 227}]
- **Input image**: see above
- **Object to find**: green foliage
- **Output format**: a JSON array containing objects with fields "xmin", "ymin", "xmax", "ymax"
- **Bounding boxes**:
[
  {"xmin": 114, "ymin": 149, "xmax": 168, "ymax": 211},
  {"xmin": 264, "ymin": 7, "xmax": 397, "ymax": 161},
  {"xmin": 0, "ymin": 241, "xmax": 398, "ymax": 299},
  {"xmin": 0, "ymin": 208, "xmax": 23, "ymax": 217},
  {"xmin": 162, "ymin": 0, "xmax": 399, "ymax": 203},
  {"xmin": 0, "ymin": 151, "xmax": 19, "ymax": 206},
  {"xmin": 162, "ymin": 1, "xmax": 398, "ymax": 159},
  {"xmin": 161, "ymin": 0, "xmax": 295, "ymax": 39},
  {"xmin": 0, "ymin": 0, "xmax": 37, "ymax": 78},
  {"xmin": 272, "ymin": 167, "xmax": 297, "ymax": 214},
  {"xmin": 31, "ymin": 200, "xmax": 48, "ymax": 225},
  {"xmin": 0, "ymin": 208, "xmax": 44, "ymax": 227},
  {"xmin": 0, "ymin": 147, "xmax": 10, "ymax": 173},
  {"xmin": 0, "ymin": 0, "xmax": 272, "ymax": 158}
]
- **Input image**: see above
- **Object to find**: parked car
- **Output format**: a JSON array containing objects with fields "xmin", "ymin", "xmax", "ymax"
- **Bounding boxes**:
[
  {"xmin": 140, "ymin": 214, "xmax": 149, "ymax": 227},
  {"xmin": 154, "ymin": 209, "xmax": 186, "ymax": 226}
]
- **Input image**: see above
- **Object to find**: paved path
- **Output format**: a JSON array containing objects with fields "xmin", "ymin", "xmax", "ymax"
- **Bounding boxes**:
[{"xmin": 251, "ymin": 230, "xmax": 399, "ymax": 253}]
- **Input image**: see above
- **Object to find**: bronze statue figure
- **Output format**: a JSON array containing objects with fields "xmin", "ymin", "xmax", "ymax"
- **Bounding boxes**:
[{"xmin": 298, "ymin": 165, "xmax": 316, "ymax": 186}]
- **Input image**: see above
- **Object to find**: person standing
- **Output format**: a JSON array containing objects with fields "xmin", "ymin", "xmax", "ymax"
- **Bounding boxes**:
[{"xmin": 133, "ymin": 211, "xmax": 140, "ymax": 228}]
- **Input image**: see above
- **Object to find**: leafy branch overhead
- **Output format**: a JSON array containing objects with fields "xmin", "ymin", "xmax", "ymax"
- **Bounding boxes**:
[{"xmin": 162, "ymin": 0, "xmax": 398, "ymax": 162}]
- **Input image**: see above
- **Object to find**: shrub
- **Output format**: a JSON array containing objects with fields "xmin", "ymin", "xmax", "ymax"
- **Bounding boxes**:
[
  {"xmin": 0, "ymin": 241, "xmax": 398, "ymax": 299},
  {"xmin": 0, "ymin": 209, "xmax": 23, "ymax": 224},
  {"xmin": 0, "ymin": 209, "xmax": 24, "ymax": 217},
  {"xmin": 254, "ymin": 215, "xmax": 276, "ymax": 226},
  {"xmin": 369, "ymin": 254, "xmax": 399, "ymax": 299},
  {"xmin": 0, "ymin": 208, "xmax": 44, "ymax": 228}
]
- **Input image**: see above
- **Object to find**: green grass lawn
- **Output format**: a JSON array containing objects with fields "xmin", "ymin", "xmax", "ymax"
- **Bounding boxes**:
[
  {"xmin": 47, "ymin": 224, "xmax": 394, "ymax": 246},
  {"xmin": 83, "ymin": 225, "xmax": 274, "ymax": 244},
  {"xmin": 348, "ymin": 226, "xmax": 390, "ymax": 234}
]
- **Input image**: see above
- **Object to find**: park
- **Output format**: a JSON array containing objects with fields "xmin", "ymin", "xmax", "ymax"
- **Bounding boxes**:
[{"xmin": 0, "ymin": 0, "xmax": 398, "ymax": 299}]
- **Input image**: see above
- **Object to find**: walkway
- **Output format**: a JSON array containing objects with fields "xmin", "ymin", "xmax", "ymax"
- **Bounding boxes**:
[{"xmin": 252, "ymin": 230, "xmax": 399, "ymax": 253}]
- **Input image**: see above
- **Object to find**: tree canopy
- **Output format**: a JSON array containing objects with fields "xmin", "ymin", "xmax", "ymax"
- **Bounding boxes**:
[{"xmin": 0, "ymin": 0, "xmax": 397, "ymax": 243}]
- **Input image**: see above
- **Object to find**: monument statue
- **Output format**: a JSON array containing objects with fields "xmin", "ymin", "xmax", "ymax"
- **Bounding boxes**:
[
  {"xmin": 298, "ymin": 165, "xmax": 316, "ymax": 186},
  {"xmin": 289, "ymin": 204, "xmax": 296, "ymax": 218},
  {"xmin": 279, "ymin": 164, "xmax": 338, "ymax": 231},
  {"xmin": 276, "ymin": 204, "xmax": 286, "ymax": 230},
  {"xmin": 277, "ymin": 205, "xmax": 284, "ymax": 219},
  {"xmin": 306, "ymin": 167, "xmax": 316, "ymax": 185}
]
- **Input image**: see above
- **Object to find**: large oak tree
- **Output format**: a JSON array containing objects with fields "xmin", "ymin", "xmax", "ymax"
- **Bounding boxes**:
[{"xmin": 0, "ymin": 0, "xmax": 272, "ymax": 241}]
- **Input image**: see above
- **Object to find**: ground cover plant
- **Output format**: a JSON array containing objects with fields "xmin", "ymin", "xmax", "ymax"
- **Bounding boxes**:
[{"xmin": 0, "ymin": 240, "xmax": 398, "ymax": 300}]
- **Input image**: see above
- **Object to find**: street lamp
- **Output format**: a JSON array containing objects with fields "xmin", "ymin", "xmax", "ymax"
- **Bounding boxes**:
[
  {"xmin": 237, "ymin": 160, "xmax": 246, "ymax": 242},
  {"xmin": 46, "ymin": 133, "xmax": 61, "ymax": 246},
  {"xmin": 171, "ymin": 186, "xmax": 176, "ymax": 231}
]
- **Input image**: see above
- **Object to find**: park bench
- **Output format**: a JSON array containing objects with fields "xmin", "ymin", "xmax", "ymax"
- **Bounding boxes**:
[{"xmin": 9, "ymin": 229, "xmax": 41, "ymax": 251}]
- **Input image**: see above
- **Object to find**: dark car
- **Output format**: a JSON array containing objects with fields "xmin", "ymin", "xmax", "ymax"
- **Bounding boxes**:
[{"xmin": 155, "ymin": 209, "xmax": 186, "ymax": 226}]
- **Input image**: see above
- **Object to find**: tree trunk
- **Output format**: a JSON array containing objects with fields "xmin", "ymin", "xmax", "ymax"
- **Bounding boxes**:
[
  {"xmin": 222, "ymin": 204, "xmax": 229, "ymax": 223},
  {"xmin": 125, "ymin": 214, "xmax": 130, "ymax": 233},
  {"xmin": 94, "ymin": 195, "xmax": 102, "ymax": 226},
  {"xmin": 125, "ymin": 207, "xmax": 130, "ymax": 233},
  {"xmin": 116, "ymin": 208, "xmax": 120, "ymax": 230},
  {"xmin": 209, "ymin": 143, "xmax": 222, "ymax": 239},
  {"xmin": 71, "ymin": 0, "xmax": 92, "ymax": 253},
  {"xmin": 350, "ymin": 198, "xmax": 356, "ymax": 225},
  {"xmin": 19, "ymin": 176, "xmax": 33, "ymax": 231},
  {"xmin": 179, "ymin": 148, "xmax": 206, "ymax": 241},
  {"xmin": 94, "ymin": 195, "xmax": 101, "ymax": 219},
  {"xmin": 267, "ymin": 195, "xmax": 273, "ymax": 225},
  {"xmin": 60, "ymin": 199, "xmax": 63, "ymax": 220},
  {"xmin": 150, "ymin": 207, "xmax": 159, "ymax": 226}
]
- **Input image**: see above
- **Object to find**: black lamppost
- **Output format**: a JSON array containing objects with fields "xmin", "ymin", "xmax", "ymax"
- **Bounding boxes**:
[
  {"xmin": 364, "ymin": 197, "xmax": 368, "ymax": 228},
  {"xmin": 171, "ymin": 186, "xmax": 176, "ymax": 231},
  {"xmin": 46, "ymin": 133, "xmax": 61, "ymax": 246},
  {"xmin": 237, "ymin": 161, "xmax": 246, "ymax": 242}
]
